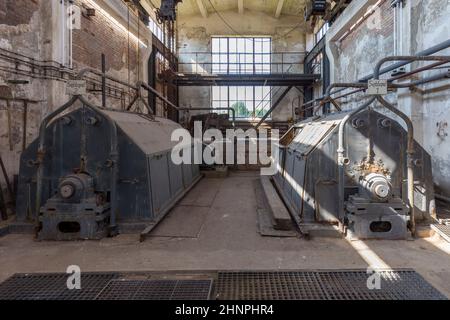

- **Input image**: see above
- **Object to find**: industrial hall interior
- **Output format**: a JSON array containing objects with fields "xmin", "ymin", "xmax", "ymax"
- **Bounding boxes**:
[{"xmin": 1, "ymin": 0, "xmax": 450, "ymax": 302}]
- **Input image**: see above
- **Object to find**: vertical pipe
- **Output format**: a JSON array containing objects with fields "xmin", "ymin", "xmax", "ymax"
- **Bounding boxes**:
[
  {"xmin": 61, "ymin": 0, "xmax": 66, "ymax": 66},
  {"xmin": 22, "ymin": 101, "xmax": 28, "ymax": 151},
  {"xmin": 6, "ymin": 99, "xmax": 13, "ymax": 151},
  {"xmin": 69, "ymin": 3, "xmax": 73, "ymax": 69},
  {"xmin": 101, "ymin": 53, "xmax": 106, "ymax": 108},
  {"xmin": 373, "ymin": 56, "xmax": 450, "ymax": 235},
  {"xmin": 376, "ymin": 96, "xmax": 416, "ymax": 235},
  {"xmin": 35, "ymin": 95, "xmax": 79, "ymax": 233},
  {"xmin": 337, "ymin": 97, "xmax": 376, "ymax": 221},
  {"xmin": 0, "ymin": 173, "xmax": 7, "ymax": 220}
]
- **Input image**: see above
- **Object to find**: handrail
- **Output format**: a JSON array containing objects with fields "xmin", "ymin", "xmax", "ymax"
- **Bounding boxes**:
[{"xmin": 136, "ymin": 81, "xmax": 236, "ymax": 125}]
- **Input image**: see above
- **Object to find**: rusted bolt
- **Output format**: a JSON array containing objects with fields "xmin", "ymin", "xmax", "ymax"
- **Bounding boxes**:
[
  {"xmin": 85, "ymin": 116, "xmax": 99, "ymax": 125},
  {"xmin": 352, "ymin": 118, "xmax": 365, "ymax": 128},
  {"xmin": 414, "ymin": 159, "xmax": 423, "ymax": 167},
  {"xmin": 60, "ymin": 116, "xmax": 73, "ymax": 125},
  {"xmin": 104, "ymin": 159, "xmax": 114, "ymax": 168},
  {"xmin": 378, "ymin": 118, "xmax": 392, "ymax": 128}
]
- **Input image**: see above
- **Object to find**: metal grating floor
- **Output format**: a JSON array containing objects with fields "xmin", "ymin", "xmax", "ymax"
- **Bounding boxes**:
[
  {"xmin": 215, "ymin": 270, "xmax": 447, "ymax": 300},
  {"xmin": 0, "ymin": 270, "xmax": 446, "ymax": 300},
  {"xmin": 0, "ymin": 273, "xmax": 120, "ymax": 300},
  {"xmin": 0, "ymin": 273, "xmax": 213, "ymax": 300},
  {"xmin": 96, "ymin": 279, "xmax": 213, "ymax": 300},
  {"xmin": 431, "ymin": 223, "xmax": 450, "ymax": 243}
]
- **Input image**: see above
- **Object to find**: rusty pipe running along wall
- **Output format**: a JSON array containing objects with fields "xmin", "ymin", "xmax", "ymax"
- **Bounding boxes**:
[
  {"xmin": 273, "ymin": 107, "xmax": 435, "ymax": 240},
  {"xmin": 272, "ymin": 56, "xmax": 450, "ymax": 239},
  {"xmin": 299, "ymin": 38, "xmax": 450, "ymax": 112},
  {"xmin": 13, "ymin": 92, "xmax": 201, "ymax": 240}
]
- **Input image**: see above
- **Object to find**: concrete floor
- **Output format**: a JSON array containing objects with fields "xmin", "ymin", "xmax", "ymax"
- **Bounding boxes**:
[{"xmin": 1, "ymin": 171, "xmax": 450, "ymax": 297}]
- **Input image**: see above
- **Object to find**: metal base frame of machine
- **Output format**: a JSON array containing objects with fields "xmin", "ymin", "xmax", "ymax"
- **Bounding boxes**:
[
  {"xmin": 14, "ymin": 94, "xmax": 201, "ymax": 241},
  {"xmin": 273, "ymin": 108, "xmax": 435, "ymax": 240}
]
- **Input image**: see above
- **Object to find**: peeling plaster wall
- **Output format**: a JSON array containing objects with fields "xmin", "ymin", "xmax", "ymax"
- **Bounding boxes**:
[
  {"xmin": 326, "ymin": 0, "xmax": 450, "ymax": 196},
  {"xmin": 409, "ymin": 0, "xmax": 450, "ymax": 195},
  {"xmin": 334, "ymin": 1, "xmax": 394, "ymax": 84},
  {"xmin": 0, "ymin": 0, "xmax": 52, "ymax": 200},
  {"xmin": 177, "ymin": 10, "xmax": 307, "ymax": 121},
  {"xmin": 0, "ymin": 0, "xmax": 152, "ymax": 202}
]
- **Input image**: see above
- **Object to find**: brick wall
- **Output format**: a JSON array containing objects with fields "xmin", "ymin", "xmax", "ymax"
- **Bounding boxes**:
[
  {"xmin": 72, "ymin": 0, "xmax": 140, "ymax": 80},
  {"xmin": 334, "ymin": 0, "xmax": 395, "ymax": 84},
  {"xmin": 0, "ymin": 0, "xmax": 40, "ymax": 26},
  {"xmin": 340, "ymin": 0, "xmax": 394, "ymax": 51},
  {"xmin": 0, "ymin": 0, "xmax": 151, "ymax": 204}
]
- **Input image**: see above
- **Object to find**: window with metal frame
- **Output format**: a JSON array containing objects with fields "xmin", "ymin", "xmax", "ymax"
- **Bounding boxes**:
[{"xmin": 211, "ymin": 37, "xmax": 272, "ymax": 119}]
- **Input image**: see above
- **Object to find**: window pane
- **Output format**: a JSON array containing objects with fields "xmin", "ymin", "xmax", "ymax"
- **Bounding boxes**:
[
  {"xmin": 229, "ymin": 86, "xmax": 237, "ymax": 100},
  {"xmin": 245, "ymin": 38, "xmax": 253, "ymax": 53},
  {"xmin": 220, "ymin": 87, "xmax": 228, "ymax": 100},
  {"xmin": 212, "ymin": 38, "xmax": 220, "ymax": 53},
  {"xmin": 262, "ymin": 39, "xmax": 271, "ymax": 53},
  {"xmin": 255, "ymin": 39, "xmax": 263, "ymax": 53},
  {"xmin": 237, "ymin": 38, "xmax": 245, "ymax": 54},
  {"xmin": 212, "ymin": 86, "xmax": 220, "ymax": 99},
  {"xmin": 263, "ymin": 87, "xmax": 271, "ymax": 100},
  {"xmin": 237, "ymin": 87, "xmax": 245, "ymax": 100},
  {"xmin": 229, "ymin": 64, "xmax": 238, "ymax": 73},
  {"xmin": 229, "ymin": 38, "xmax": 237, "ymax": 53},
  {"xmin": 210, "ymin": 37, "xmax": 272, "ymax": 118},
  {"xmin": 246, "ymin": 86, "xmax": 253, "ymax": 101},
  {"xmin": 219, "ymin": 100, "xmax": 228, "ymax": 108},
  {"xmin": 220, "ymin": 38, "xmax": 228, "ymax": 53},
  {"xmin": 255, "ymin": 86, "xmax": 263, "ymax": 102}
]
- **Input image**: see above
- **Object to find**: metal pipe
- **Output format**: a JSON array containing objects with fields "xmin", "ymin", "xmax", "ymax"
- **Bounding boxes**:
[
  {"xmin": 101, "ymin": 54, "xmax": 106, "ymax": 108},
  {"xmin": 178, "ymin": 107, "xmax": 236, "ymax": 127},
  {"xmin": 300, "ymin": 39, "xmax": 450, "ymax": 109},
  {"xmin": 256, "ymin": 86, "xmax": 293, "ymax": 129},
  {"xmin": 136, "ymin": 81, "xmax": 177, "ymax": 110},
  {"xmin": 436, "ymin": 193, "xmax": 450, "ymax": 204},
  {"xmin": 376, "ymin": 95, "xmax": 416, "ymax": 236},
  {"xmin": 35, "ymin": 96, "xmax": 79, "ymax": 232},
  {"xmin": 336, "ymin": 97, "xmax": 376, "ymax": 221},
  {"xmin": 373, "ymin": 55, "xmax": 450, "ymax": 236},
  {"xmin": 373, "ymin": 56, "xmax": 450, "ymax": 79},
  {"xmin": 136, "ymin": 80, "xmax": 237, "ymax": 125},
  {"xmin": 77, "ymin": 68, "xmax": 138, "ymax": 91},
  {"xmin": 324, "ymin": 82, "xmax": 369, "ymax": 98},
  {"xmin": 392, "ymin": 71, "xmax": 450, "ymax": 88},
  {"xmin": 0, "ymin": 154, "xmax": 14, "ymax": 200},
  {"xmin": 388, "ymin": 60, "xmax": 449, "ymax": 82}
]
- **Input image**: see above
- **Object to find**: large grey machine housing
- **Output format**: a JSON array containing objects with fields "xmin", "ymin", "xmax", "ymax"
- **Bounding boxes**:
[
  {"xmin": 274, "ymin": 108, "xmax": 435, "ymax": 239},
  {"xmin": 14, "ymin": 106, "xmax": 201, "ymax": 240}
]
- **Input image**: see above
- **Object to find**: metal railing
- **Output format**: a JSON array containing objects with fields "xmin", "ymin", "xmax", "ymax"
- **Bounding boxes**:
[{"xmin": 177, "ymin": 51, "xmax": 306, "ymax": 75}]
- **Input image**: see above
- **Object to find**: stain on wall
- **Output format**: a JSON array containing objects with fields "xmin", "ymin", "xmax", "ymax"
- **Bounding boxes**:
[{"xmin": 177, "ymin": 10, "xmax": 307, "ymax": 122}]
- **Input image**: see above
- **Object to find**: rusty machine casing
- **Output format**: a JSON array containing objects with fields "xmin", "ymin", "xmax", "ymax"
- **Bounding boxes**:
[
  {"xmin": 274, "ymin": 109, "xmax": 435, "ymax": 239},
  {"xmin": 15, "ymin": 107, "xmax": 201, "ymax": 240}
]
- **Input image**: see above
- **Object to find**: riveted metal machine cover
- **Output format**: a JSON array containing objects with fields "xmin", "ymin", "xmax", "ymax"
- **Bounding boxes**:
[
  {"xmin": 14, "ymin": 106, "xmax": 201, "ymax": 240},
  {"xmin": 274, "ymin": 109, "xmax": 435, "ymax": 239}
]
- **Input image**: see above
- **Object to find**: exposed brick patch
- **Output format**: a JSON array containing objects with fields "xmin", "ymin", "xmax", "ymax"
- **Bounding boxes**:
[
  {"xmin": 72, "ymin": 0, "xmax": 139, "ymax": 75},
  {"xmin": 341, "ymin": 0, "xmax": 394, "ymax": 50},
  {"xmin": 0, "ymin": 0, "xmax": 40, "ymax": 26}
]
